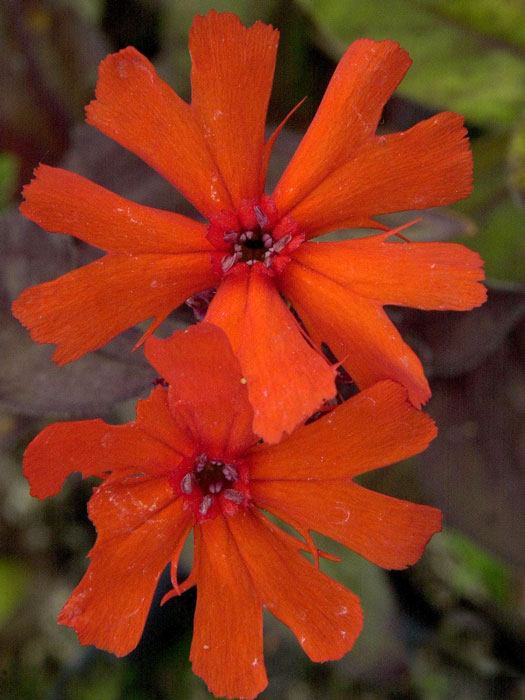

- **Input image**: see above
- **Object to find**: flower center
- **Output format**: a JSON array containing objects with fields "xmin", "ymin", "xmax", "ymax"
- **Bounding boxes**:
[
  {"xmin": 168, "ymin": 452, "xmax": 250, "ymax": 522},
  {"xmin": 206, "ymin": 194, "xmax": 305, "ymax": 275}
]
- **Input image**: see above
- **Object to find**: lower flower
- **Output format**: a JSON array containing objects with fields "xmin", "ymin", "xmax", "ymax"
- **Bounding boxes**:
[{"xmin": 23, "ymin": 323, "xmax": 441, "ymax": 699}]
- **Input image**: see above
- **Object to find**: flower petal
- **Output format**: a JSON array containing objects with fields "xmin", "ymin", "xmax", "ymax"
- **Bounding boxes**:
[
  {"xmin": 20, "ymin": 165, "xmax": 212, "ymax": 254},
  {"xmin": 292, "ymin": 235, "xmax": 486, "ymax": 310},
  {"xmin": 58, "ymin": 479, "xmax": 190, "ymax": 656},
  {"xmin": 191, "ymin": 516, "xmax": 266, "ymax": 700},
  {"xmin": 86, "ymin": 47, "xmax": 233, "ymax": 219},
  {"xmin": 252, "ymin": 479, "xmax": 442, "ymax": 570},
  {"xmin": 205, "ymin": 264, "xmax": 336, "ymax": 443},
  {"xmin": 135, "ymin": 385, "xmax": 195, "ymax": 456},
  {"xmin": 23, "ymin": 414, "xmax": 181, "ymax": 499},
  {"xmin": 280, "ymin": 260, "xmax": 431, "ymax": 406},
  {"xmin": 144, "ymin": 323, "xmax": 257, "ymax": 458},
  {"xmin": 290, "ymin": 113, "xmax": 473, "ymax": 237},
  {"xmin": 229, "ymin": 509, "xmax": 363, "ymax": 662},
  {"xmin": 190, "ymin": 11, "xmax": 279, "ymax": 207},
  {"xmin": 247, "ymin": 380, "xmax": 436, "ymax": 481},
  {"xmin": 12, "ymin": 252, "xmax": 218, "ymax": 364},
  {"xmin": 273, "ymin": 39, "xmax": 411, "ymax": 216}
]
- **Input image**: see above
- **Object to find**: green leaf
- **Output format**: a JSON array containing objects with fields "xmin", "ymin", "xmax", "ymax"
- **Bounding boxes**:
[
  {"xmin": 442, "ymin": 530, "xmax": 512, "ymax": 606},
  {"xmin": 455, "ymin": 133, "xmax": 525, "ymax": 281},
  {"xmin": 297, "ymin": 0, "xmax": 525, "ymax": 126},
  {"xmin": 418, "ymin": 0, "xmax": 525, "ymax": 52},
  {"xmin": 475, "ymin": 197, "xmax": 525, "ymax": 280}
]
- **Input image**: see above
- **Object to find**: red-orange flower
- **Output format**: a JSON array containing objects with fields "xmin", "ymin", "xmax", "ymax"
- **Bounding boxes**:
[
  {"xmin": 13, "ymin": 11, "xmax": 485, "ymax": 443},
  {"xmin": 24, "ymin": 323, "xmax": 441, "ymax": 699}
]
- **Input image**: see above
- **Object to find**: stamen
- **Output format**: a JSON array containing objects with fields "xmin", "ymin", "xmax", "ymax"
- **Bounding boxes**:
[
  {"xmin": 199, "ymin": 495, "xmax": 214, "ymax": 515},
  {"xmin": 254, "ymin": 205, "xmax": 269, "ymax": 228},
  {"xmin": 180, "ymin": 473, "xmax": 194, "ymax": 494},
  {"xmin": 222, "ymin": 464, "xmax": 238, "ymax": 481},
  {"xmin": 223, "ymin": 489, "xmax": 244, "ymax": 504},
  {"xmin": 272, "ymin": 234, "xmax": 292, "ymax": 253},
  {"xmin": 221, "ymin": 253, "xmax": 239, "ymax": 273},
  {"xmin": 209, "ymin": 195, "xmax": 300, "ymax": 274},
  {"xmin": 195, "ymin": 453, "xmax": 207, "ymax": 472},
  {"xmin": 262, "ymin": 233, "xmax": 273, "ymax": 249},
  {"xmin": 223, "ymin": 231, "xmax": 239, "ymax": 244},
  {"xmin": 171, "ymin": 451, "xmax": 249, "ymax": 521}
]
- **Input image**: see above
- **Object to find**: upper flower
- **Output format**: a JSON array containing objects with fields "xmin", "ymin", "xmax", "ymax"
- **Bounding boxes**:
[
  {"xmin": 13, "ymin": 10, "xmax": 486, "ymax": 443},
  {"xmin": 23, "ymin": 323, "xmax": 441, "ymax": 699}
]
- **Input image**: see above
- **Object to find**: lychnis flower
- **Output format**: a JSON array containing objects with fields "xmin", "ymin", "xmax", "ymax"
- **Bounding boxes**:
[
  {"xmin": 13, "ymin": 11, "xmax": 485, "ymax": 442},
  {"xmin": 24, "ymin": 323, "xmax": 441, "ymax": 699}
]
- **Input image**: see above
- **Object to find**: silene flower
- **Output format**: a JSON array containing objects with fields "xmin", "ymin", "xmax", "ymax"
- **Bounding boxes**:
[
  {"xmin": 24, "ymin": 323, "xmax": 441, "ymax": 699},
  {"xmin": 13, "ymin": 11, "xmax": 486, "ymax": 443}
]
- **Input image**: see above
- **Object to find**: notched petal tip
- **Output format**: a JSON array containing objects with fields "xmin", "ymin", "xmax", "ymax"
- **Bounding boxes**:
[
  {"xmin": 86, "ymin": 44, "xmax": 232, "ymax": 219},
  {"xmin": 189, "ymin": 9, "xmax": 279, "ymax": 209}
]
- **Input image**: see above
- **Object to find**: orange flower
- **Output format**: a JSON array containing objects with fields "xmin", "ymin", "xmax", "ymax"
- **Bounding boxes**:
[
  {"xmin": 23, "ymin": 324, "xmax": 441, "ymax": 699},
  {"xmin": 13, "ymin": 11, "xmax": 485, "ymax": 443}
]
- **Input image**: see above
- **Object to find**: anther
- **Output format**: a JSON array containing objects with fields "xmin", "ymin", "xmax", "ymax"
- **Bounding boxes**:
[
  {"xmin": 272, "ymin": 234, "xmax": 292, "ymax": 253},
  {"xmin": 221, "ymin": 253, "xmax": 239, "ymax": 273},
  {"xmin": 262, "ymin": 233, "xmax": 273, "ymax": 249},
  {"xmin": 223, "ymin": 489, "xmax": 244, "ymax": 504},
  {"xmin": 199, "ymin": 495, "xmax": 214, "ymax": 515},
  {"xmin": 245, "ymin": 230, "xmax": 255, "ymax": 240},
  {"xmin": 223, "ymin": 231, "xmax": 239, "ymax": 244},
  {"xmin": 209, "ymin": 482, "xmax": 223, "ymax": 493},
  {"xmin": 238, "ymin": 233, "xmax": 247, "ymax": 243},
  {"xmin": 254, "ymin": 205, "xmax": 269, "ymax": 228},
  {"xmin": 222, "ymin": 464, "xmax": 238, "ymax": 482},
  {"xmin": 195, "ymin": 453, "xmax": 207, "ymax": 472},
  {"xmin": 180, "ymin": 473, "xmax": 194, "ymax": 494}
]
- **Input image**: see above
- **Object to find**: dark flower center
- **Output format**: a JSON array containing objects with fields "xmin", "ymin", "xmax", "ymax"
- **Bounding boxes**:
[{"xmin": 168, "ymin": 451, "xmax": 250, "ymax": 522}]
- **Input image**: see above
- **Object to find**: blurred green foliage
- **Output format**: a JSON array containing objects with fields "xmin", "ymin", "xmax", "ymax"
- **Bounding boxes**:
[
  {"xmin": 297, "ymin": 0, "xmax": 525, "ymax": 126},
  {"xmin": 0, "ymin": 153, "xmax": 17, "ymax": 210},
  {"xmin": 441, "ymin": 530, "xmax": 512, "ymax": 606},
  {"xmin": 0, "ymin": 557, "xmax": 31, "ymax": 627}
]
